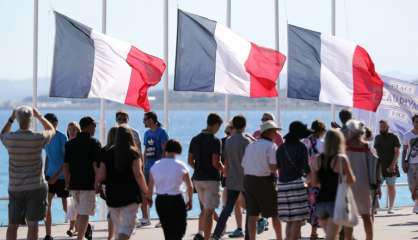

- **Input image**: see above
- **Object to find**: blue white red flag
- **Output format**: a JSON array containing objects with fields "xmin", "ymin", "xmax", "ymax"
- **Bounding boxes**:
[
  {"xmin": 174, "ymin": 10, "xmax": 286, "ymax": 98},
  {"xmin": 287, "ymin": 24, "xmax": 383, "ymax": 112},
  {"xmin": 50, "ymin": 12, "xmax": 166, "ymax": 111}
]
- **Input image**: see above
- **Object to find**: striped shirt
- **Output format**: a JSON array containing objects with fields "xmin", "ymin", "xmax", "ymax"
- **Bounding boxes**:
[{"xmin": 1, "ymin": 129, "xmax": 54, "ymax": 192}]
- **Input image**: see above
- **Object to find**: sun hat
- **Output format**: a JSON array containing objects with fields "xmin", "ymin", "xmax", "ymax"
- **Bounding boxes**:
[
  {"xmin": 284, "ymin": 121, "xmax": 314, "ymax": 140},
  {"xmin": 260, "ymin": 120, "xmax": 279, "ymax": 134}
]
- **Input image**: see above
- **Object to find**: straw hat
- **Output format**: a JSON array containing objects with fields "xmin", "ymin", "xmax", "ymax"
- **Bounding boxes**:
[{"xmin": 260, "ymin": 120, "xmax": 280, "ymax": 134}]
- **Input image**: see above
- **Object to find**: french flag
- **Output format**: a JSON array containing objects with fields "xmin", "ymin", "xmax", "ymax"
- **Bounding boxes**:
[
  {"xmin": 174, "ymin": 10, "xmax": 286, "ymax": 98},
  {"xmin": 50, "ymin": 12, "xmax": 166, "ymax": 112},
  {"xmin": 287, "ymin": 24, "xmax": 384, "ymax": 112}
]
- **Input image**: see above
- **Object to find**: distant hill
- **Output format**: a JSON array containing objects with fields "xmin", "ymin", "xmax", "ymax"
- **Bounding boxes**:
[
  {"xmin": 0, "ymin": 78, "xmax": 50, "ymax": 102},
  {"xmin": 1, "ymin": 72, "xmax": 417, "ymax": 107}
]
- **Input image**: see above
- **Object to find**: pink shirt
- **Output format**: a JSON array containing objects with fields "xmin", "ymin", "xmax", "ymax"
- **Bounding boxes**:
[{"xmin": 253, "ymin": 129, "xmax": 283, "ymax": 146}]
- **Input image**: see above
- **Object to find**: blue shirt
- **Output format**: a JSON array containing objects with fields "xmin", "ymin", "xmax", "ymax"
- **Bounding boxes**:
[
  {"xmin": 144, "ymin": 127, "xmax": 168, "ymax": 170},
  {"xmin": 45, "ymin": 131, "xmax": 67, "ymax": 179}
]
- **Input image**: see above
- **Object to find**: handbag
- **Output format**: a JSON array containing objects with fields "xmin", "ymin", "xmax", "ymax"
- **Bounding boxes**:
[{"xmin": 333, "ymin": 157, "xmax": 359, "ymax": 227}]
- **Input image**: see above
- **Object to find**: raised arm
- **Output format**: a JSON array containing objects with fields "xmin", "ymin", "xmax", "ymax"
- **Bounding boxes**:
[
  {"xmin": 1, "ymin": 110, "xmax": 16, "ymax": 135},
  {"xmin": 33, "ymin": 108, "xmax": 55, "ymax": 133}
]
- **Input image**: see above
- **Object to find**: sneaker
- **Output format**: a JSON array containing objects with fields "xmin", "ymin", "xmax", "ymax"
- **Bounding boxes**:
[
  {"xmin": 193, "ymin": 233, "xmax": 204, "ymax": 240},
  {"xmin": 256, "ymin": 218, "xmax": 268, "ymax": 234},
  {"xmin": 137, "ymin": 218, "xmax": 151, "ymax": 227},
  {"xmin": 413, "ymin": 204, "xmax": 418, "ymax": 214},
  {"xmin": 229, "ymin": 228, "xmax": 244, "ymax": 238},
  {"xmin": 388, "ymin": 208, "xmax": 395, "ymax": 214},
  {"xmin": 66, "ymin": 230, "xmax": 77, "ymax": 237},
  {"xmin": 43, "ymin": 235, "xmax": 53, "ymax": 240},
  {"xmin": 155, "ymin": 221, "xmax": 162, "ymax": 228},
  {"xmin": 85, "ymin": 223, "xmax": 93, "ymax": 240}
]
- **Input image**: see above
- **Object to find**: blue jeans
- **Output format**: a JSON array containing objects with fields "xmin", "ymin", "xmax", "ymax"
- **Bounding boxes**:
[{"xmin": 213, "ymin": 189, "xmax": 248, "ymax": 239}]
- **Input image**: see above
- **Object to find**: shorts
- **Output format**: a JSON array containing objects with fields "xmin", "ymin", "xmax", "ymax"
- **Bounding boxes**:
[
  {"xmin": 66, "ymin": 197, "xmax": 78, "ymax": 221},
  {"xmin": 193, "ymin": 180, "xmax": 220, "ymax": 210},
  {"xmin": 315, "ymin": 202, "xmax": 335, "ymax": 219},
  {"xmin": 383, "ymin": 176, "xmax": 397, "ymax": 186},
  {"xmin": 109, "ymin": 203, "xmax": 138, "ymax": 237},
  {"xmin": 70, "ymin": 190, "xmax": 96, "ymax": 216},
  {"xmin": 244, "ymin": 175, "xmax": 277, "ymax": 218},
  {"xmin": 9, "ymin": 185, "xmax": 48, "ymax": 225},
  {"xmin": 144, "ymin": 159, "xmax": 157, "ymax": 182},
  {"xmin": 46, "ymin": 177, "xmax": 69, "ymax": 198},
  {"xmin": 408, "ymin": 163, "xmax": 418, "ymax": 193}
]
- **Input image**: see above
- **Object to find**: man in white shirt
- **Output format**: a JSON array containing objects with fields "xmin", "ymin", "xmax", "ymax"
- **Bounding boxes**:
[
  {"xmin": 402, "ymin": 114, "xmax": 418, "ymax": 213},
  {"xmin": 242, "ymin": 120, "xmax": 282, "ymax": 240}
]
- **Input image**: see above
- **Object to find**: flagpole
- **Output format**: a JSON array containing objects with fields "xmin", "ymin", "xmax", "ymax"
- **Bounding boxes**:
[
  {"xmin": 100, "ymin": 0, "xmax": 107, "ymax": 145},
  {"xmin": 163, "ymin": 0, "xmax": 169, "ymax": 128},
  {"xmin": 99, "ymin": 0, "xmax": 107, "ymax": 221},
  {"xmin": 225, "ymin": 0, "xmax": 231, "ymax": 122},
  {"xmin": 274, "ymin": 0, "xmax": 281, "ymax": 127},
  {"xmin": 33, "ymin": 0, "xmax": 39, "ymax": 130},
  {"xmin": 331, "ymin": 0, "xmax": 336, "ymax": 122}
]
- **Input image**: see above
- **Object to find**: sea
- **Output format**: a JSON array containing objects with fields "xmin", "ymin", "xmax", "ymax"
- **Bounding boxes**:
[{"xmin": 0, "ymin": 109, "xmax": 412, "ymax": 225}]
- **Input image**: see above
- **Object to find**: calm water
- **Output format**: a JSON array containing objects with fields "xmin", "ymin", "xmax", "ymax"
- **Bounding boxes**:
[{"xmin": 0, "ymin": 109, "xmax": 411, "ymax": 225}]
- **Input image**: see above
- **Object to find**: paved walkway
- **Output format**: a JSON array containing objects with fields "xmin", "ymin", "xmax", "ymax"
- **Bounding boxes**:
[{"xmin": 1, "ymin": 207, "xmax": 417, "ymax": 239}]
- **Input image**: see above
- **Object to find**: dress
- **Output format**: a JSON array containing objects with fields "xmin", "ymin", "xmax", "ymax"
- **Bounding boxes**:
[{"xmin": 346, "ymin": 145, "xmax": 372, "ymax": 215}]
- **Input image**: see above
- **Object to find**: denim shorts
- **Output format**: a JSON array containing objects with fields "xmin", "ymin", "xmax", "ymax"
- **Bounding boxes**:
[
  {"xmin": 383, "ymin": 176, "xmax": 397, "ymax": 186},
  {"xmin": 315, "ymin": 202, "xmax": 335, "ymax": 219}
]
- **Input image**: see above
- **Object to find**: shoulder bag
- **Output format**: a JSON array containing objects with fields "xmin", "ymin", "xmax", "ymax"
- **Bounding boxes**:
[{"xmin": 333, "ymin": 156, "xmax": 359, "ymax": 227}]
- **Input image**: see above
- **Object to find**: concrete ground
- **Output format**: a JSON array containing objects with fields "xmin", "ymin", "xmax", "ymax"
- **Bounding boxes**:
[{"xmin": 0, "ymin": 207, "xmax": 417, "ymax": 239}]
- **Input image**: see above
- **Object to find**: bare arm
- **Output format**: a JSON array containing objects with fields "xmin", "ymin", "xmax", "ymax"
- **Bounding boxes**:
[
  {"xmin": 133, "ymin": 159, "xmax": 149, "ymax": 196},
  {"xmin": 392, "ymin": 147, "xmax": 400, "ymax": 167},
  {"xmin": 147, "ymin": 173, "xmax": 155, "ymax": 206},
  {"xmin": 63, "ymin": 163, "xmax": 70, "ymax": 188},
  {"xmin": 223, "ymin": 158, "xmax": 229, "ymax": 177},
  {"xmin": 402, "ymin": 144, "xmax": 409, "ymax": 163},
  {"xmin": 49, "ymin": 166, "xmax": 64, "ymax": 183},
  {"xmin": 95, "ymin": 162, "xmax": 106, "ymax": 183},
  {"xmin": 33, "ymin": 108, "xmax": 55, "ymax": 132},
  {"xmin": 310, "ymin": 155, "xmax": 320, "ymax": 187},
  {"xmin": 340, "ymin": 156, "xmax": 356, "ymax": 185},
  {"xmin": 269, "ymin": 164, "xmax": 278, "ymax": 172},
  {"xmin": 212, "ymin": 153, "xmax": 224, "ymax": 173},
  {"xmin": 1, "ymin": 110, "xmax": 16, "ymax": 135},
  {"xmin": 188, "ymin": 153, "xmax": 195, "ymax": 169},
  {"xmin": 402, "ymin": 144, "xmax": 409, "ymax": 173},
  {"xmin": 183, "ymin": 172, "xmax": 193, "ymax": 210}
]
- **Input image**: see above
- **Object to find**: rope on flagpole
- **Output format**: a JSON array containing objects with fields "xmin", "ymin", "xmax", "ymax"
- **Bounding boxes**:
[{"xmin": 33, "ymin": 0, "xmax": 39, "ymax": 130}]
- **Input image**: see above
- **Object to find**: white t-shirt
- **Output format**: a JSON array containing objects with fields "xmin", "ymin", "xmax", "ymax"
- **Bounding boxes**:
[
  {"xmin": 241, "ymin": 139, "xmax": 278, "ymax": 177},
  {"xmin": 404, "ymin": 130, "xmax": 418, "ymax": 164},
  {"xmin": 150, "ymin": 158, "xmax": 189, "ymax": 195}
]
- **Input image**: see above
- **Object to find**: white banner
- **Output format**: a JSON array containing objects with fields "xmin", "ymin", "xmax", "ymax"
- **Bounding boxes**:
[{"xmin": 353, "ymin": 76, "xmax": 418, "ymax": 140}]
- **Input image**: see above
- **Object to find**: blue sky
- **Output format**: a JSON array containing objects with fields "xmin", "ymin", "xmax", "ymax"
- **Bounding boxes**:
[{"xmin": 1, "ymin": 0, "xmax": 418, "ymax": 91}]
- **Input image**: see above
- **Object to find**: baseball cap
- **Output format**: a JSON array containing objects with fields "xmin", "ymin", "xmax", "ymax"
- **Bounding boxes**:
[{"xmin": 44, "ymin": 113, "xmax": 58, "ymax": 123}]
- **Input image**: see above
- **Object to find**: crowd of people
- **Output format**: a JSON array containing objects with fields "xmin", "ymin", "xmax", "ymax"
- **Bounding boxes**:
[{"xmin": 1, "ymin": 105, "xmax": 418, "ymax": 240}]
